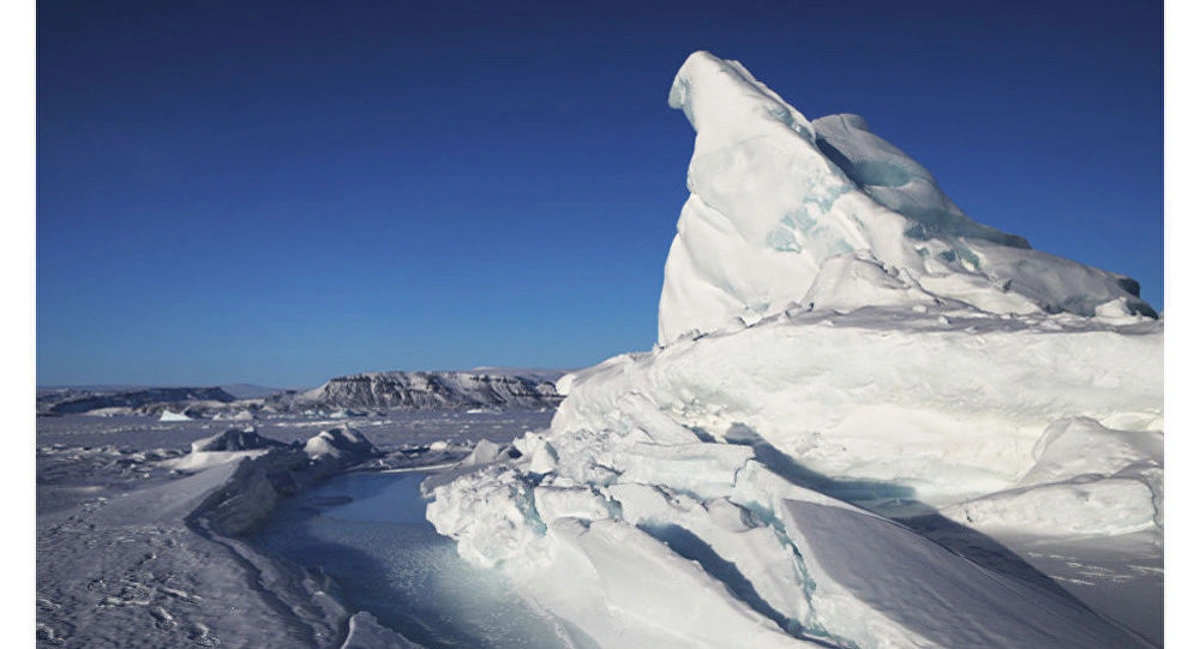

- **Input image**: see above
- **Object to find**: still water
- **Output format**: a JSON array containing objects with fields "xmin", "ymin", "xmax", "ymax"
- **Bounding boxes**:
[{"xmin": 251, "ymin": 471, "xmax": 572, "ymax": 649}]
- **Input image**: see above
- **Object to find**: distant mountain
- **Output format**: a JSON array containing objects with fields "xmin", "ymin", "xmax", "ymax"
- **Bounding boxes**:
[
  {"xmin": 39, "ymin": 386, "xmax": 238, "ymax": 415},
  {"xmin": 267, "ymin": 370, "xmax": 564, "ymax": 412},
  {"xmin": 36, "ymin": 371, "xmax": 567, "ymax": 417}
]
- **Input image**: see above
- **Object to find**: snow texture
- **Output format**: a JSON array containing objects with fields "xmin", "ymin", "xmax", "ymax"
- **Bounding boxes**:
[
  {"xmin": 427, "ymin": 51, "xmax": 1162, "ymax": 649},
  {"xmin": 36, "ymin": 421, "xmax": 450, "ymax": 648}
]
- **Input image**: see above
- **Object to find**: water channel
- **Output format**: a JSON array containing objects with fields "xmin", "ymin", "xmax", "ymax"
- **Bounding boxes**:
[{"xmin": 251, "ymin": 470, "xmax": 574, "ymax": 649}]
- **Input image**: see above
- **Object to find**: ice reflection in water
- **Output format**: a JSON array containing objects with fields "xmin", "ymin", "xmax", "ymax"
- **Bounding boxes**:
[{"xmin": 252, "ymin": 471, "xmax": 573, "ymax": 649}]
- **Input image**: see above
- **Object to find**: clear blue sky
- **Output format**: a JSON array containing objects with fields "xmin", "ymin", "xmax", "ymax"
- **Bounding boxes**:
[{"xmin": 37, "ymin": 0, "xmax": 1163, "ymax": 389}]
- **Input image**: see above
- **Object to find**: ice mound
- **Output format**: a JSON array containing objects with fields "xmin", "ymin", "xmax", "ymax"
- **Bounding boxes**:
[
  {"xmin": 303, "ymin": 425, "xmax": 379, "ymax": 464},
  {"xmin": 168, "ymin": 428, "xmax": 289, "ymax": 471},
  {"xmin": 191, "ymin": 427, "xmax": 287, "ymax": 453},
  {"xmin": 426, "ymin": 51, "xmax": 1162, "ymax": 648},
  {"xmin": 188, "ymin": 428, "xmax": 381, "ymax": 535},
  {"xmin": 658, "ymin": 51, "xmax": 1153, "ymax": 343},
  {"xmin": 942, "ymin": 417, "xmax": 1163, "ymax": 536},
  {"xmin": 159, "ymin": 410, "xmax": 192, "ymax": 421}
]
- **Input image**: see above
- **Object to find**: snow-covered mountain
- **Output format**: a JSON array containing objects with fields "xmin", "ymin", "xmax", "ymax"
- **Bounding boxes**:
[
  {"xmin": 38, "ymin": 386, "xmax": 238, "ymax": 416},
  {"xmin": 267, "ymin": 370, "xmax": 564, "ymax": 412},
  {"xmin": 426, "ymin": 52, "xmax": 1163, "ymax": 649}
]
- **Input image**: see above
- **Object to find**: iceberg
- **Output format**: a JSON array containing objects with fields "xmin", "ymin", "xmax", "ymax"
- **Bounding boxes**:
[
  {"xmin": 426, "ymin": 51, "xmax": 1162, "ymax": 648},
  {"xmin": 659, "ymin": 52, "xmax": 1154, "ymax": 343}
]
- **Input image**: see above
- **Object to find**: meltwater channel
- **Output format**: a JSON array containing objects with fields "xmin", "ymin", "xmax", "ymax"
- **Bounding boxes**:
[{"xmin": 251, "ymin": 471, "xmax": 577, "ymax": 649}]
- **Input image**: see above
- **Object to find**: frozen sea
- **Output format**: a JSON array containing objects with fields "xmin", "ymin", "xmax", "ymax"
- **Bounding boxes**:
[
  {"xmin": 35, "ymin": 408, "xmax": 1161, "ymax": 647},
  {"xmin": 251, "ymin": 471, "xmax": 576, "ymax": 648},
  {"xmin": 35, "ymin": 410, "xmax": 557, "ymax": 648}
]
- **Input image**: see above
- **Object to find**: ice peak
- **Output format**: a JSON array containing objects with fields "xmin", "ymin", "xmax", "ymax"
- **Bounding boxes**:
[
  {"xmin": 669, "ymin": 51, "xmax": 815, "ymax": 148},
  {"xmin": 658, "ymin": 52, "xmax": 1154, "ymax": 344}
]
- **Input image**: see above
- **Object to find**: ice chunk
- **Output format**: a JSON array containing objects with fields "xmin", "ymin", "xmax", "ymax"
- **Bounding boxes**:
[
  {"xmin": 425, "ymin": 465, "xmax": 549, "ymax": 569},
  {"xmin": 460, "ymin": 438, "xmax": 507, "ymax": 467},
  {"xmin": 548, "ymin": 517, "xmax": 809, "ymax": 648},
  {"xmin": 944, "ymin": 476, "xmax": 1160, "ymax": 537},
  {"xmin": 191, "ymin": 428, "xmax": 286, "ymax": 453},
  {"xmin": 303, "ymin": 425, "xmax": 378, "ymax": 464},
  {"xmin": 609, "ymin": 482, "xmax": 815, "ymax": 630},
  {"xmin": 939, "ymin": 417, "xmax": 1163, "ymax": 536},
  {"xmin": 1022, "ymin": 417, "xmax": 1162, "ymax": 487}
]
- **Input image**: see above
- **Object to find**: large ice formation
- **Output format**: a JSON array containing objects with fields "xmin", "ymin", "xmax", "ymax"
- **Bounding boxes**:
[
  {"xmin": 659, "ymin": 53, "xmax": 1154, "ymax": 343},
  {"xmin": 426, "ymin": 51, "xmax": 1162, "ymax": 649}
]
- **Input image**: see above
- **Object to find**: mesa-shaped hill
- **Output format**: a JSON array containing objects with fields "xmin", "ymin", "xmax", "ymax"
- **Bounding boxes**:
[{"xmin": 267, "ymin": 370, "xmax": 564, "ymax": 412}]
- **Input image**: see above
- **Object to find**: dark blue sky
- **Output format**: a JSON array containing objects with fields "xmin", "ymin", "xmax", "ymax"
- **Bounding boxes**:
[{"xmin": 37, "ymin": 0, "xmax": 1163, "ymax": 388}]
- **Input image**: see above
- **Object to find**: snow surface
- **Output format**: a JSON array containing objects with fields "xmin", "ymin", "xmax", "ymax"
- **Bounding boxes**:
[
  {"xmin": 35, "ymin": 412, "xmax": 554, "ymax": 648},
  {"xmin": 426, "ymin": 51, "xmax": 1163, "ymax": 648},
  {"xmin": 36, "ymin": 443, "xmax": 355, "ymax": 649}
]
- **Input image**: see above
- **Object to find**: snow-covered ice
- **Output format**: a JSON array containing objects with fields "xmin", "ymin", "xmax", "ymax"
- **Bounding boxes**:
[
  {"xmin": 658, "ymin": 52, "xmax": 1153, "ymax": 344},
  {"xmin": 426, "ymin": 51, "xmax": 1163, "ymax": 648},
  {"xmin": 35, "ymin": 412, "xmax": 555, "ymax": 648}
]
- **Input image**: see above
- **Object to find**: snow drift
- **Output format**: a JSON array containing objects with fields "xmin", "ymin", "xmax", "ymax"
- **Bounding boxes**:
[{"xmin": 426, "ymin": 51, "xmax": 1162, "ymax": 648}]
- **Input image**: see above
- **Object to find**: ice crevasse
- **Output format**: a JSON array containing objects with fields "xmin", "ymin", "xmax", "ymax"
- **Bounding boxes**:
[{"xmin": 426, "ymin": 51, "xmax": 1162, "ymax": 649}]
